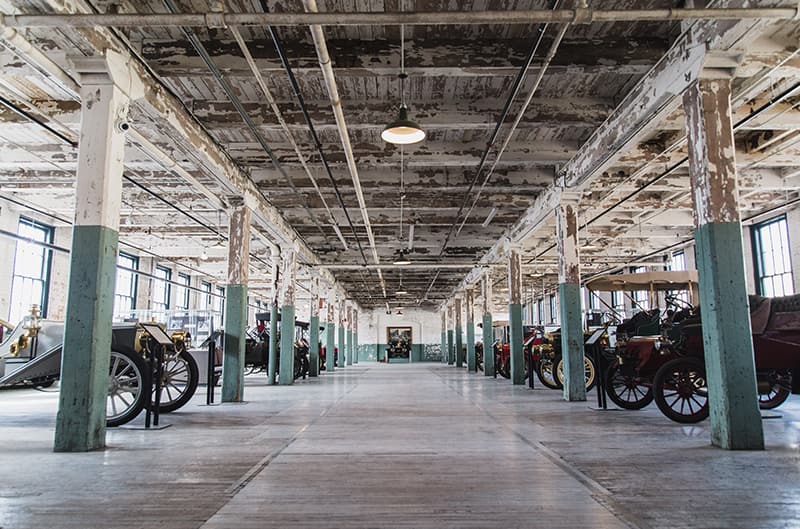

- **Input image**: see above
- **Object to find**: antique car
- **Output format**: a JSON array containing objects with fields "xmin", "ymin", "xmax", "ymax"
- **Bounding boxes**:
[
  {"xmin": 585, "ymin": 271, "xmax": 700, "ymax": 411},
  {"xmin": 1, "ymin": 306, "xmax": 198, "ymax": 427},
  {"xmin": 651, "ymin": 293, "xmax": 800, "ymax": 423}
]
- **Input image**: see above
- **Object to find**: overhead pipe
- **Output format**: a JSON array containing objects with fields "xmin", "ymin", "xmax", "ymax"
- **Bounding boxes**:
[
  {"xmin": 161, "ymin": 0, "xmax": 329, "ymax": 242},
  {"xmin": 3, "ymin": 8, "xmax": 800, "ymax": 28},
  {"xmin": 228, "ymin": 25, "xmax": 346, "ymax": 251},
  {"xmin": 258, "ymin": 11, "xmax": 369, "ymax": 266},
  {"xmin": 302, "ymin": 0, "xmax": 388, "ymax": 300},
  {"xmin": 455, "ymin": 22, "xmax": 570, "ymax": 236}
]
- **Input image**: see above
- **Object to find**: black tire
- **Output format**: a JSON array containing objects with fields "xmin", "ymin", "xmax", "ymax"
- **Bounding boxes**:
[
  {"xmin": 605, "ymin": 362, "xmax": 654, "ymax": 410},
  {"xmin": 653, "ymin": 357, "xmax": 709, "ymax": 423},
  {"xmin": 757, "ymin": 369, "xmax": 792, "ymax": 410},
  {"xmin": 535, "ymin": 358, "xmax": 560, "ymax": 390},
  {"xmin": 106, "ymin": 349, "xmax": 147, "ymax": 427},
  {"xmin": 554, "ymin": 354, "xmax": 597, "ymax": 391},
  {"xmin": 158, "ymin": 350, "xmax": 199, "ymax": 413},
  {"xmin": 498, "ymin": 358, "xmax": 511, "ymax": 379}
]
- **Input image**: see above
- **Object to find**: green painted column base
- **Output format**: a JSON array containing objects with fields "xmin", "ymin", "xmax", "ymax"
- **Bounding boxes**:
[
  {"xmin": 325, "ymin": 324, "xmax": 335, "ymax": 372},
  {"xmin": 267, "ymin": 302, "xmax": 278, "ymax": 385},
  {"xmin": 279, "ymin": 305, "xmax": 296, "ymax": 385},
  {"xmin": 509, "ymin": 303, "xmax": 525, "ymax": 385},
  {"xmin": 466, "ymin": 322, "xmax": 476, "ymax": 372},
  {"xmin": 353, "ymin": 332, "xmax": 359, "ymax": 364},
  {"xmin": 54, "ymin": 225, "xmax": 118, "ymax": 452},
  {"xmin": 222, "ymin": 284, "xmax": 248, "ymax": 401},
  {"xmin": 455, "ymin": 326, "xmax": 463, "ymax": 368},
  {"xmin": 483, "ymin": 314, "xmax": 494, "ymax": 377},
  {"xmin": 309, "ymin": 315, "xmax": 320, "ymax": 377},
  {"xmin": 559, "ymin": 282, "xmax": 586, "ymax": 402},
  {"xmin": 447, "ymin": 330, "xmax": 454, "ymax": 365},
  {"xmin": 695, "ymin": 221, "xmax": 764, "ymax": 450},
  {"xmin": 441, "ymin": 331, "xmax": 447, "ymax": 364},
  {"xmin": 338, "ymin": 326, "xmax": 346, "ymax": 368}
]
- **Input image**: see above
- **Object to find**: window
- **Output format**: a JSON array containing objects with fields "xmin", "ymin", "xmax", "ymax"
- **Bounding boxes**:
[
  {"xmin": 549, "ymin": 294, "xmax": 557, "ymax": 324},
  {"xmin": 213, "ymin": 286, "xmax": 225, "ymax": 320},
  {"xmin": 114, "ymin": 252, "xmax": 138, "ymax": 319},
  {"xmin": 752, "ymin": 216, "xmax": 794, "ymax": 297},
  {"xmin": 537, "ymin": 298, "xmax": 544, "ymax": 325},
  {"xmin": 588, "ymin": 290, "xmax": 602, "ymax": 311},
  {"xmin": 175, "ymin": 273, "xmax": 190, "ymax": 310},
  {"xmin": 666, "ymin": 251, "xmax": 689, "ymax": 305},
  {"xmin": 8, "ymin": 218, "xmax": 53, "ymax": 322},
  {"xmin": 631, "ymin": 266, "xmax": 649, "ymax": 311},
  {"xmin": 668, "ymin": 251, "xmax": 686, "ymax": 272},
  {"xmin": 198, "ymin": 281, "xmax": 212, "ymax": 311},
  {"xmin": 611, "ymin": 290, "xmax": 625, "ymax": 318},
  {"xmin": 151, "ymin": 265, "xmax": 172, "ymax": 313}
]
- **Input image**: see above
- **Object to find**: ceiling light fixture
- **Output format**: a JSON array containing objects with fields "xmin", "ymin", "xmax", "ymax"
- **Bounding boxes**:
[
  {"xmin": 395, "ymin": 272, "xmax": 408, "ymax": 296},
  {"xmin": 393, "ymin": 250, "xmax": 412, "ymax": 266},
  {"xmin": 382, "ymin": 15, "xmax": 425, "ymax": 145},
  {"xmin": 200, "ymin": 248, "xmax": 209, "ymax": 261}
]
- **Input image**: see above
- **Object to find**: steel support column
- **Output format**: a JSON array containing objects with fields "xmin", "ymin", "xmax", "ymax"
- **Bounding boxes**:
[
  {"xmin": 684, "ymin": 77, "xmax": 763, "ymax": 450},
  {"xmin": 278, "ymin": 249, "xmax": 297, "ymax": 385},
  {"xmin": 507, "ymin": 245, "xmax": 525, "ymax": 385},
  {"xmin": 267, "ymin": 248, "xmax": 280, "ymax": 385},
  {"xmin": 441, "ymin": 310, "xmax": 447, "ymax": 365},
  {"xmin": 447, "ymin": 303, "xmax": 455, "ymax": 365},
  {"xmin": 466, "ymin": 288, "xmax": 477, "ymax": 372},
  {"xmin": 557, "ymin": 196, "xmax": 586, "ymax": 401},
  {"xmin": 346, "ymin": 305, "xmax": 354, "ymax": 366},
  {"xmin": 222, "ymin": 204, "xmax": 251, "ymax": 401},
  {"xmin": 338, "ymin": 299, "xmax": 346, "ymax": 368},
  {"xmin": 454, "ymin": 296, "xmax": 464, "ymax": 368},
  {"xmin": 54, "ymin": 61, "xmax": 130, "ymax": 452},
  {"xmin": 308, "ymin": 276, "xmax": 320, "ymax": 377},
  {"xmin": 353, "ymin": 307, "xmax": 359, "ymax": 364},
  {"xmin": 325, "ymin": 293, "xmax": 335, "ymax": 372},
  {"xmin": 482, "ymin": 273, "xmax": 495, "ymax": 377}
]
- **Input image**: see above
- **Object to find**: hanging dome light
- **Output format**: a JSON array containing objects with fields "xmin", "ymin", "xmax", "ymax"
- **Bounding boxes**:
[
  {"xmin": 393, "ymin": 250, "xmax": 412, "ymax": 266},
  {"xmin": 382, "ymin": 104, "xmax": 426, "ymax": 145}
]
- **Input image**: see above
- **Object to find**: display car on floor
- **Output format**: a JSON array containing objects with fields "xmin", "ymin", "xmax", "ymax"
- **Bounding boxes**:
[
  {"xmin": 0, "ymin": 306, "xmax": 198, "ymax": 427},
  {"xmin": 585, "ymin": 271, "xmax": 701, "ymax": 412}
]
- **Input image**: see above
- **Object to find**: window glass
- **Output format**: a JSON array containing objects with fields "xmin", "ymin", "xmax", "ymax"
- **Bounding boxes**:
[
  {"xmin": 753, "ymin": 216, "xmax": 794, "ymax": 296},
  {"xmin": 151, "ymin": 265, "xmax": 172, "ymax": 313},
  {"xmin": 114, "ymin": 252, "xmax": 138, "ymax": 319},
  {"xmin": 631, "ymin": 266, "xmax": 649, "ymax": 311},
  {"xmin": 175, "ymin": 273, "xmax": 190, "ymax": 310},
  {"xmin": 537, "ymin": 298, "xmax": 544, "ymax": 325},
  {"xmin": 665, "ymin": 251, "xmax": 690, "ymax": 305},
  {"xmin": 549, "ymin": 294, "xmax": 557, "ymax": 324},
  {"xmin": 199, "ymin": 281, "xmax": 212, "ymax": 311},
  {"xmin": 214, "ymin": 286, "xmax": 225, "ymax": 323},
  {"xmin": 9, "ymin": 218, "xmax": 53, "ymax": 322}
]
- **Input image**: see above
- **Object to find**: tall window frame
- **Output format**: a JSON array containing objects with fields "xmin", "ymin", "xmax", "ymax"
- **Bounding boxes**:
[
  {"xmin": 199, "ymin": 281, "xmax": 212, "ymax": 311},
  {"xmin": 114, "ymin": 252, "xmax": 139, "ymax": 319},
  {"xmin": 151, "ymin": 265, "xmax": 172, "ymax": 313},
  {"xmin": 548, "ymin": 294, "xmax": 557, "ymax": 324},
  {"xmin": 631, "ymin": 265, "xmax": 649, "ymax": 311},
  {"xmin": 752, "ymin": 215, "xmax": 794, "ymax": 297},
  {"xmin": 175, "ymin": 273, "xmax": 191, "ymax": 310},
  {"xmin": 537, "ymin": 298, "xmax": 544, "ymax": 325},
  {"xmin": 9, "ymin": 217, "xmax": 54, "ymax": 322}
]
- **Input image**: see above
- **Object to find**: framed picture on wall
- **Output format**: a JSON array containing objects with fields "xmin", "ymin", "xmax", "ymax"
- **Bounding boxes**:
[{"xmin": 386, "ymin": 326, "xmax": 412, "ymax": 360}]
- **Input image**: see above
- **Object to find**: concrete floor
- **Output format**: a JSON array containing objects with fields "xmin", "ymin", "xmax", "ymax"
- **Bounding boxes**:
[{"xmin": 0, "ymin": 363, "xmax": 798, "ymax": 529}]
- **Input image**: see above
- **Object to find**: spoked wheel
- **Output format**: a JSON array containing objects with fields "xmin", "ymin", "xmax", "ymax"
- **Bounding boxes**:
[
  {"xmin": 757, "ymin": 369, "xmax": 792, "ymax": 410},
  {"xmin": 554, "ymin": 354, "xmax": 597, "ymax": 391},
  {"xmin": 106, "ymin": 349, "xmax": 147, "ymax": 427},
  {"xmin": 653, "ymin": 357, "xmax": 709, "ymax": 423},
  {"xmin": 157, "ymin": 350, "xmax": 199, "ymax": 413},
  {"xmin": 294, "ymin": 356, "xmax": 309, "ymax": 380},
  {"xmin": 605, "ymin": 362, "xmax": 653, "ymax": 410},
  {"xmin": 536, "ymin": 357, "xmax": 560, "ymax": 390}
]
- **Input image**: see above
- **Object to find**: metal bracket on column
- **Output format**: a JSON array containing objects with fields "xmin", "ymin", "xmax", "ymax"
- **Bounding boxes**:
[{"xmin": 700, "ymin": 51, "xmax": 744, "ymax": 80}]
